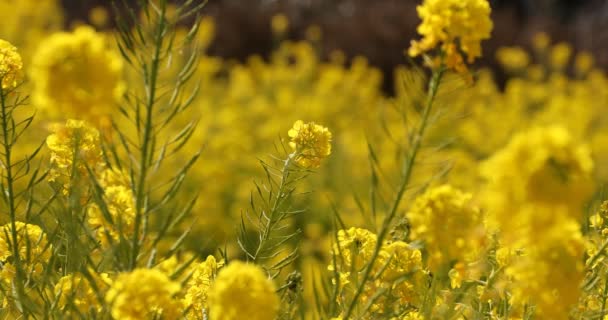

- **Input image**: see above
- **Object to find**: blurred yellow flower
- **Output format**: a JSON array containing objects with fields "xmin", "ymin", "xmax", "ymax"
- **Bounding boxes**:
[
  {"xmin": 407, "ymin": 184, "xmax": 485, "ymax": 269},
  {"xmin": 208, "ymin": 261, "xmax": 278, "ymax": 320},
  {"xmin": 0, "ymin": 39, "xmax": 22, "ymax": 90},
  {"xmin": 0, "ymin": 222, "xmax": 51, "ymax": 283},
  {"xmin": 46, "ymin": 119, "xmax": 104, "ymax": 193},
  {"xmin": 30, "ymin": 26, "xmax": 124, "ymax": 125},
  {"xmin": 54, "ymin": 271, "xmax": 111, "ymax": 315},
  {"xmin": 106, "ymin": 268, "xmax": 181, "ymax": 320}
]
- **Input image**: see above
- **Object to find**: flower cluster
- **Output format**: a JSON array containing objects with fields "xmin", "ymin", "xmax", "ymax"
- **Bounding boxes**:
[
  {"xmin": 207, "ymin": 261, "xmax": 279, "ymax": 320},
  {"xmin": 329, "ymin": 228, "xmax": 426, "ymax": 316},
  {"xmin": 54, "ymin": 271, "xmax": 111, "ymax": 315},
  {"xmin": 30, "ymin": 26, "xmax": 125, "ymax": 125},
  {"xmin": 288, "ymin": 120, "xmax": 332, "ymax": 168},
  {"xmin": 0, "ymin": 222, "xmax": 51, "ymax": 283},
  {"xmin": 46, "ymin": 119, "xmax": 104, "ymax": 194},
  {"xmin": 0, "ymin": 39, "xmax": 22, "ymax": 90},
  {"xmin": 408, "ymin": 0, "xmax": 493, "ymax": 73},
  {"xmin": 406, "ymin": 184, "xmax": 485, "ymax": 270},
  {"xmin": 105, "ymin": 268, "xmax": 182, "ymax": 320},
  {"xmin": 87, "ymin": 169, "xmax": 136, "ymax": 248}
]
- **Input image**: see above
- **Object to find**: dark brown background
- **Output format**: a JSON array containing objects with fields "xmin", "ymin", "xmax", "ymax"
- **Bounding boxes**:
[{"xmin": 62, "ymin": 0, "xmax": 608, "ymax": 92}]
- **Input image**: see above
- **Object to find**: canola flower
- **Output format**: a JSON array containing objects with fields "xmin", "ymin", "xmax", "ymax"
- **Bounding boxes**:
[
  {"xmin": 1, "ymin": 0, "xmax": 607, "ymax": 318},
  {"xmin": 54, "ymin": 271, "xmax": 111, "ymax": 315},
  {"xmin": 288, "ymin": 120, "xmax": 332, "ymax": 168},
  {"xmin": 183, "ymin": 255, "xmax": 223, "ymax": 319},
  {"xmin": 407, "ymin": 184, "xmax": 485, "ymax": 271},
  {"xmin": 330, "ymin": 228, "xmax": 426, "ymax": 316},
  {"xmin": 87, "ymin": 168, "xmax": 136, "ymax": 248},
  {"xmin": 207, "ymin": 261, "xmax": 279, "ymax": 320},
  {"xmin": 105, "ymin": 268, "xmax": 182, "ymax": 320},
  {"xmin": 0, "ymin": 39, "xmax": 22, "ymax": 90},
  {"xmin": 408, "ymin": 0, "xmax": 493, "ymax": 73},
  {"xmin": 0, "ymin": 222, "xmax": 51, "ymax": 283},
  {"xmin": 30, "ymin": 26, "xmax": 124, "ymax": 125},
  {"xmin": 46, "ymin": 119, "xmax": 104, "ymax": 194}
]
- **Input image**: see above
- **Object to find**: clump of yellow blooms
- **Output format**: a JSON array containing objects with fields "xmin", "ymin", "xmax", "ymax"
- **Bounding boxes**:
[
  {"xmin": 207, "ymin": 261, "xmax": 279, "ymax": 320},
  {"xmin": 183, "ymin": 255, "xmax": 223, "ymax": 319},
  {"xmin": 408, "ymin": 0, "xmax": 493, "ymax": 73},
  {"xmin": 0, "ymin": 222, "xmax": 51, "ymax": 283},
  {"xmin": 330, "ymin": 228, "xmax": 426, "ymax": 316},
  {"xmin": 0, "ymin": 39, "xmax": 22, "ymax": 90},
  {"xmin": 4, "ymin": 0, "xmax": 608, "ymax": 318},
  {"xmin": 481, "ymin": 125, "xmax": 594, "ymax": 237},
  {"xmin": 87, "ymin": 168, "xmax": 136, "ymax": 247},
  {"xmin": 406, "ymin": 184, "xmax": 485, "ymax": 270},
  {"xmin": 46, "ymin": 119, "xmax": 104, "ymax": 193},
  {"xmin": 105, "ymin": 268, "xmax": 182, "ymax": 320},
  {"xmin": 288, "ymin": 120, "xmax": 332, "ymax": 168},
  {"xmin": 30, "ymin": 26, "xmax": 124, "ymax": 125},
  {"xmin": 54, "ymin": 271, "xmax": 111, "ymax": 315}
]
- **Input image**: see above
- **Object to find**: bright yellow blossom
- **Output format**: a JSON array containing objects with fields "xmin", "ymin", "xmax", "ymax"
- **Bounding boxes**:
[
  {"xmin": 288, "ymin": 120, "xmax": 332, "ymax": 168},
  {"xmin": 106, "ymin": 268, "xmax": 181, "ymax": 320},
  {"xmin": 183, "ymin": 255, "xmax": 223, "ymax": 319},
  {"xmin": 0, "ymin": 39, "xmax": 22, "ymax": 90},
  {"xmin": 407, "ymin": 184, "xmax": 485, "ymax": 269},
  {"xmin": 208, "ymin": 261, "xmax": 278, "ymax": 320},
  {"xmin": 30, "ymin": 26, "xmax": 124, "ymax": 125},
  {"xmin": 409, "ymin": 0, "xmax": 493, "ymax": 73},
  {"xmin": 46, "ymin": 119, "xmax": 104, "ymax": 194},
  {"xmin": 54, "ymin": 271, "xmax": 111, "ymax": 315},
  {"xmin": 0, "ymin": 222, "xmax": 51, "ymax": 283}
]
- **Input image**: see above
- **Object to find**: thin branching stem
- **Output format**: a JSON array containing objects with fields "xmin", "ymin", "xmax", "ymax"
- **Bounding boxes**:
[
  {"xmin": 252, "ymin": 155, "xmax": 293, "ymax": 262},
  {"xmin": 342, "ymin": 68, "xmax": 444, "ymax": 319},
  {"xmin": 130, "ymin": 0, "xmax": 167, "ymax": 270},
  {"xmin": 0, "ymin": 89, "xmax": 28, "ymax": 317}
]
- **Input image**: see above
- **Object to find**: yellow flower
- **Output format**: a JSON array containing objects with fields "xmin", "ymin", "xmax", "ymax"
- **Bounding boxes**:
[
  {"xmin": 183, "ymin": 255, "xmax": 223, "ymax": 319},
  {"xmin": 408, "ymin": 0, "xmax": 493, "ymax": 73},
  {"xmin": 30, "ymin": 26, "xmax": 124, "ymax": 125},
  {"xmin": 406, "ymin": 184, "xmax": 485, "ymax": 269},
  {"xmin": 0, "ymin": 222, "xmax": 51, "ymax": 283},
  {"xmin": 54, "ymin": 271, "xmax": 111, "ymax": 315},
  {"xmin": 46, "ymin": 119, "xmax": 104, "ymax": 194},
  {"xmin": 481, "ymin": 126, "xmax": 594, "ymax": 240},
  {"xmin": 288, "ymin": 120, "xmax": 332, "ymax": 168},
  {"xmin": 87, "ymin": 168, "xmax": 134, "ymax": 247},
  {"xmin": 271, "ymin": 14, "xmax": 289, "ymax": 35},
  {"xmin": 0, "ymin": 39, "xmax": 22, "ymax": 90},
  {"xmin": 496, "ymin": 46, "xmax": 530, "ymax": 71},
  {"xmin": 208, "ymin": 261, "xmax": 278, "ymax": 320},
  {"xmin": 105, "ymin": 268, "xmax": 181, "ymax": 320}
]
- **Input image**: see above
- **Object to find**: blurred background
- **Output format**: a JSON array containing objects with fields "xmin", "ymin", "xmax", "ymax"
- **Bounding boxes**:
[{"xmin": 62, "ymin": 0, "xmax": 608, "ymax": 93}]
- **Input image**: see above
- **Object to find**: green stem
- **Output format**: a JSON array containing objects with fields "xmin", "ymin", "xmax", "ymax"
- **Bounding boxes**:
[
  {"xmin": 0, "ymin": 88, "xmax": 28, "ymax": 318},
  {"xmin": 252, "ymin": 155, "xmax": 293, "ymax": 262},
  {"xmin": 129, "ymin": 0, "xmax": 167, "ymax": 270},
  {"xmin": 342, "ymin": 68, "xmax": 444, "ymax": 319}
]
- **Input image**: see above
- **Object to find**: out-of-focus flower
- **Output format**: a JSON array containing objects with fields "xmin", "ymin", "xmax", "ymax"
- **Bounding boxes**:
[
  {"xmin": 30, "ymin": 26, "xmax": 124, "ymax": 125},
  {"xmin": 105, "ymin": 268, "xmax": 181, "ymax": 320},
  {"xmin": 0, "ymin": 222, "xmax": 51, "ymax": 283},
  {"xmin": 46, "ymin": 119, "xmax": 104, "ymax": 194},
  {"xmin": 0, "ymin": 39, "xmax": 22, "ymax": 90},
  {"xmin": 407, "ymin": 184, "xmax": 485, "ymax": 270},
  {"xmin": 207, "ymin": 261, "xmax": 279, "ymax": 320},
  {"xmin": 54, "ymin": 271, "xmax": 111, "ymax": 315}
]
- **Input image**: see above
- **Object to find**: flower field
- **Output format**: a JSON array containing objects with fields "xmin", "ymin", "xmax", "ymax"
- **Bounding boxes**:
[{"xmin": 1, "ymin": 0, "xmax": 607, "ymax": 319}]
